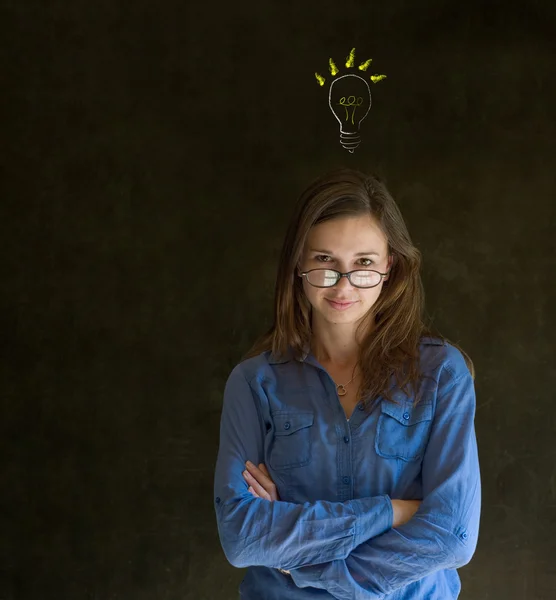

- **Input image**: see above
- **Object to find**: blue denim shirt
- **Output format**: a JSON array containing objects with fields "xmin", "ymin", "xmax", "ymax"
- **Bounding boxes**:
[{"xmin": 214, "ymin": 336, "xmax": 481, "ymax": 599}]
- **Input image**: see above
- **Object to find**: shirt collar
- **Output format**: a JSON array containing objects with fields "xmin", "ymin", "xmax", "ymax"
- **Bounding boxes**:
[
  {"xmin": 421, "ymin": 335, "xmax": 444, "ymax": 346},
  {"xmin": 268, "ymin": 342, "xmax": 310, "ymax": 365}
]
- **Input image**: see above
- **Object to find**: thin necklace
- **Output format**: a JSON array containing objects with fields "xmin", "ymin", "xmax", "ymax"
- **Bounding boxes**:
[
  {"xmin": 336, "ymin": 372, "xmax": 357, "ymax": 396},
  {"xmin": 333, "ymin": 363, "xmax": 359, "ymax": 396}
]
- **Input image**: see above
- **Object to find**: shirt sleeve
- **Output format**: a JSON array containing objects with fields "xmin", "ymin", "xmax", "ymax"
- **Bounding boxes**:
[
  {"xmin": 214, "ymin": 363, "xmax": 394, "ymax": 571},
  {"xmin": 288, "ymin": 359, "xmax": 482, "ymax": 599}
]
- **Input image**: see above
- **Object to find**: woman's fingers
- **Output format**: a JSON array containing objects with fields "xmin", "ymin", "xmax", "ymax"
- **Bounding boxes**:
[
  {"xmin": 245, "ymin": 462, "xmax": 274, "ymax": 488},
  {"xmin": 244, "ymin": 470, "xmax": 271, "ymax": 500},
  {"xmin": 258, "ymin": 464, "xmax": 280, "ymax": 500},
  {"xmin": 243, "ymin": 461, "xmax": 278, "ymax": 501}
]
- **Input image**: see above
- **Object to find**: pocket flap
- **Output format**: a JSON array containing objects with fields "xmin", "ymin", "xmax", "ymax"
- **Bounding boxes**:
[
  {"xmin": 272, "ymin": 412, "xmax": 314, "ymax": 436},
  {"xmin": 380, "ymin": 400, "xmax": 433, "ymax": 426}
]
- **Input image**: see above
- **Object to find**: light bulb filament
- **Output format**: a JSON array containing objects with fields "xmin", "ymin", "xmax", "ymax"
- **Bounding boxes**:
[{"xmin": 338, "ymin": 96, "xmax": 364, "ymax": 124}]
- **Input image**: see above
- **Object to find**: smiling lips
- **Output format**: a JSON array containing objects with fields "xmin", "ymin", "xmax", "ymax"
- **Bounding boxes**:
[{"xmin": 326, "ymin": 299, "xmax": 356, "ymax": 310}]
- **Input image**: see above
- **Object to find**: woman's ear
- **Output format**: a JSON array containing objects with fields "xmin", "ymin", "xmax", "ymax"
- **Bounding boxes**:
[{"xmin": 384, "ymin": 254, "xmax": 394, "ymax": 280}]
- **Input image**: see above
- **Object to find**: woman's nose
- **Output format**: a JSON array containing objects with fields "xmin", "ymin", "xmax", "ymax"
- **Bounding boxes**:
[{"xmin": 335, "ymin": 274, "xmax": 355, "ymax": 289}]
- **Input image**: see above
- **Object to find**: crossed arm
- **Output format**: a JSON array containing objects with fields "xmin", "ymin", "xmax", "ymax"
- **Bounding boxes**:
[
  {"xmin": 243, "ymin": 461, "xmax": 422, "ymax": 576},
  {"xmin": 244, "ymin": 460, "xmax": 422, "ymax": 532}
]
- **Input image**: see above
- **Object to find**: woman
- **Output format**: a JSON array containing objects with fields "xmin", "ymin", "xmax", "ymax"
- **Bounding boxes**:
[{"xmin": 213, "ymin": 168, "xmax": 481, "ymax": 599}]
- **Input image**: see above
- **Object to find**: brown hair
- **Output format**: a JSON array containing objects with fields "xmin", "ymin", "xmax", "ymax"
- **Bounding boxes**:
[{"xmin": 241, "ymin": 167, "xmax": 475, "ymax": 408}]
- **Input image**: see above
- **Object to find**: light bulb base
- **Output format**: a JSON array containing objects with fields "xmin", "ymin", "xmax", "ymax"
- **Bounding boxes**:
[{"xmin": 339, "ymin": 131, "xmax": 361, "ymax": 153}]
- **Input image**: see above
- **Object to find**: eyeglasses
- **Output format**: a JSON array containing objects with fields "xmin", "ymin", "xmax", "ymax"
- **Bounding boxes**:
[{"xmin": 299, "ymin": 268, "xmax": 390, "ymax": 288}]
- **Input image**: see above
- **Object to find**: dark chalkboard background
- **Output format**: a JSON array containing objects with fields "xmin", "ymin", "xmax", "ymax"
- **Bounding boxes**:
[{"xmin": 2, "ymin": 0, "xmax": 555, "ymax": 598}]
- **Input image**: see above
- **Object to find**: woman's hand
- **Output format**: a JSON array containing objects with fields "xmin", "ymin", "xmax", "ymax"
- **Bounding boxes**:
[
  {"xmin": 243, "ymin": 460, "xmax": 280, "ymax": 501},
  {"xmin": 391, "ymin": 499, "xmax": 422, "ymax": 527}
]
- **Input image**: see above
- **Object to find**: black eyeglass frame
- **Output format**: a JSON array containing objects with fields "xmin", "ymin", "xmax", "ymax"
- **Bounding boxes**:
[{"xmin": 298, "ymin": 268, "xmax": 391, "ymax": 289}]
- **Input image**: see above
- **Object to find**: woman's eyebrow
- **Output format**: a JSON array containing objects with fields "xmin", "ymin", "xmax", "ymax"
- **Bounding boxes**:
[{"xmin": 309, "ymin": 248, "xmax": 380, "ymax": 257}]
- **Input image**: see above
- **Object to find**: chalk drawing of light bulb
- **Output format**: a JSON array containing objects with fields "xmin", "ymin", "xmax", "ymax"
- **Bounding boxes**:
[
  {"xmin": 329, "ymin": 75, "xmax": 370, "ymax": 153},
  {"xmin": 315, "ymin": 48, "xmax": 387, "ymax": 153}
]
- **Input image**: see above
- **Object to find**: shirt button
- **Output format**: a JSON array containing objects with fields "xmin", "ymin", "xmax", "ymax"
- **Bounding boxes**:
[
  {"xmin": 403, "ymin": 412, "xmax": 410, "ymax": 420},
  {"xmin": 284, "ymin": 422, "xmax": 291, "ymax": 430},
  {"xmin": 342, "ymin": 476, "xmax": 350, "ymax": 484},
  {"xmin": 343, "ymin": 436, "xmax": 349, "ymax": 443},
  {"xmin": 358, "ymin": 404, "xmax": 364, "ymax": 410},
  {"xmin": 215, "ymin": 497, "xmax": 221, "ymax": 504},
  {"xmin": 461, "ymin": 531, "xmax": 468, "ymax": 540}
]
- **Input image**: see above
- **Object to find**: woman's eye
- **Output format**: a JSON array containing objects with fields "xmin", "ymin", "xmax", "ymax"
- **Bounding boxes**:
[{"xmin": 314, "ymin": 255, "xmax": 374, "ymax": 265}]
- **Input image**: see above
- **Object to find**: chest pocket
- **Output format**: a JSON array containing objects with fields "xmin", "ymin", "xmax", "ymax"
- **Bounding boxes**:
[
  {"xmin": 268, "ymin": 411, "xmax": 314, "ymax": 470},
  {"xmin": 375, "ymin": 400, "xmax": 434, "ymax": 462}
]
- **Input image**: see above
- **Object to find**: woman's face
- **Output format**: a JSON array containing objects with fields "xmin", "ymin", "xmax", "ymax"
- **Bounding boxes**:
[{"xmin": 297, "ymin": 214, "xmax": 393, "ymax": 327}]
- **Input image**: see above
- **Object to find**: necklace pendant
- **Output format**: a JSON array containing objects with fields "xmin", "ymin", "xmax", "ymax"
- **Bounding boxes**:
[{"xmin": 337, "ymin": 384, "xmax": 347, "ymax": 396}]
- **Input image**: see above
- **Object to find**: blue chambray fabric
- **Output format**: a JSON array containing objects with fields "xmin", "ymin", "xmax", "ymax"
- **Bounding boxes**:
[{"xmin": 214, "ymin": 336, "xmax": 481, "ymax": 599}]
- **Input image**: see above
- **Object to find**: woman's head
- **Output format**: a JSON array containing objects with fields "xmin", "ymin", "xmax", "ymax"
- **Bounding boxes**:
[
  {"xmin": 296, "ymin": 212, "xmax": 393, "ymax": 339},
  {"xmin": 243, "ymin": 167, "xmax": 473, "ymax": 405},
  {"xmin": 275, "ymin": 167, "xmax": 425, "ymax": 356}
]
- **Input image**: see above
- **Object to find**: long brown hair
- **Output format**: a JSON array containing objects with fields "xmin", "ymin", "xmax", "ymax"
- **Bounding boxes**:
[{"xmin": 241, "ymin": 167, "xmax": 474, "ymax": 408}]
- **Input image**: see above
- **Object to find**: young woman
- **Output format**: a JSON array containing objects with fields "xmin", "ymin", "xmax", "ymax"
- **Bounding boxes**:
[{"xmin": 213, "ymin": 168, "xmax": 481, "ymax": 599}]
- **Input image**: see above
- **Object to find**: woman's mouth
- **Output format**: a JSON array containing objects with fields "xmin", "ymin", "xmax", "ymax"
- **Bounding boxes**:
[{"xmin": 326, "ymin": 299, "xmax": 356, "ymax": 310}]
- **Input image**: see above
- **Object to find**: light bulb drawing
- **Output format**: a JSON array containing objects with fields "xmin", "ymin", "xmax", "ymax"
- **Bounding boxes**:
[
  {"xmin": 329, "ymin": 75, "xmax": 370, "ymax": 153},
  {"xmin": 315, "ymin": 48, "xmax": 387, "ymax": 153}
]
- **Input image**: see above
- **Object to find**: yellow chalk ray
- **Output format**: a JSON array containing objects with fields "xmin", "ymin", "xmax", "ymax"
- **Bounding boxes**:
[
  {"xmin": 315, "ymin": 72, "xmax": 326, "ymax": 86},
  {"xmin": 329, "ymin": 58, "xmax": 339, "ymax": 76},
  {"xmin": 358, "ymin": 58, "xmax": 373, "ymax": 71},
  {"xmin": 370, "ymin": 74, "xmax": 387, "ymax": 83},
  {"xmin": 345, "ymin": 47, "xmax": 356, "ymax": 68}
]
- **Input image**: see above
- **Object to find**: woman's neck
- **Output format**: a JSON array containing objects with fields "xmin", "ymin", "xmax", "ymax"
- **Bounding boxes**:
[
  {"xmin": 310, "ymin": 335, "xmax": 360, "ymax": 370},
  {"xmin": 310, "ymin": 313, "xmax": 374, "ymax": 369}
]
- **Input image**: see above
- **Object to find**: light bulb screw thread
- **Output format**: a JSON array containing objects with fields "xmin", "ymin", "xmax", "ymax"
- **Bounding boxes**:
[{"xmin": 339, "ymin": 131, "xmax": 361, "ymax": 152}]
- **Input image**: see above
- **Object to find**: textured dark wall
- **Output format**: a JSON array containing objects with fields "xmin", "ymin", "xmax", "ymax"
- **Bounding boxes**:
[{"xmin": 2, "ymin": 1, "xmax": 555, "ymax": 598}]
